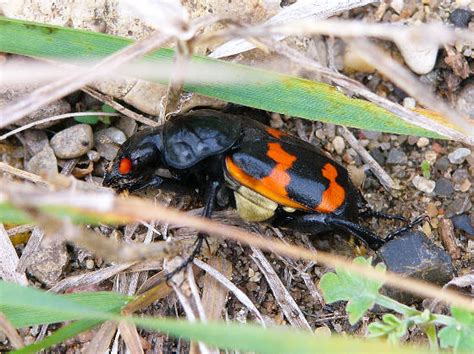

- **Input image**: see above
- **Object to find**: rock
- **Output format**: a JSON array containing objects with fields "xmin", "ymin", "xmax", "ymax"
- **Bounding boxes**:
[
  {"xmin": 116, "ymin": 116, "xmax": 138, "ymax": 138},
  {"xmin": 23, "ymin": 130, "xmax": 49, "ymax": 155},
  {"xmin": 448, "ymin": 148, "xmax": 471, "ymax": 164},
  {"xmin": 376, "ymin": 231, "xmax": 454, "ymax": 304},
  {"xmin": 456, "ymin": 82, "xmax": 474, "ymax": 119},
  {"xmin": 449, "ymin": 8, "xmax": 472, "ymax": 27},
  {"xmin": 332, "ymin": 136, "xmax": 345, "ymax": 155},
  {"xmin": 434, "ymin": 156, "xmax": 450, "ymax": 172},
  {"xmin": 87, "ymin": 150, "xmax": 101, "ymax": 162},
  {"xmin": 412, "ymin": 175, "xmax": 436, "ymax": 193},
  {"xmin": 51, "ymin": 124, "xmax": 94, "ymax": 159},
  {"xmin": 407, "ymin": 135, "xmax": 418, "ymax": 145},
  {"xmin": 387, "ymin": 149, "xmax": 408, "ymax": 165},
  {"xmin": 446, "ymin": 198, "xmax": 472, "ymax": 218},
  {"xmin": 27, "ymin": 146, "xmax": 58, "ymax": 176},
  {"xmin": 424, "ymin": 151, "xmax": 437, "ymax": 163},
  {"xmin": 27, "ymin": 240, "xmax": 69, "ymax": 287},
  {"xmin": 416, "ymin": 137, "xmax": 429, "ymax": 148},
  {"xmin": 403, "ymin": 97, "xmax": 416, "ymax": 109},
  {"xmin": 94, "ymin": 127, "xmax": 127, "ymax": 161},
  {"xmin": 434, "ymin": 178, "xmax": 454, "ymax": 197},
  {"xmin": 457, "ymin": 179, "xmax": 471, "ymax": 192},
  {"xmin": 347, "ymin": 165, "xmax": 365, "ymax": 189},
  {"xmin": 369, "ymin": 148, "xmax": 385, "ymax": 165},
  {"xmin": 361, "ymin": 130, "xmax": 382, "ymax": 141},
  {"xmin": 343, "ymin": 44, "xmax": 375, "ymax": 73},
  {"xmin": 451, "ymin": 214, "xmax": 474, "ymax": 235},
  {"xmin": 396, "ymin": 38, "xmax": 438, "ymax": 75}
]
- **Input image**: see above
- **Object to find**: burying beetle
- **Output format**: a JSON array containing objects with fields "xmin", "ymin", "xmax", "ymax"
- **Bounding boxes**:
[{"xmin": 103, "ymin": 109, "xmax": 422, "ymax": 279}]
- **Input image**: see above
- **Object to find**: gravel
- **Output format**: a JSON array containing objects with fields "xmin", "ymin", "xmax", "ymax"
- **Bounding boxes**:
[{"xmin": 51, "ymin": 124, "xmax": 94, "ymax": 159}]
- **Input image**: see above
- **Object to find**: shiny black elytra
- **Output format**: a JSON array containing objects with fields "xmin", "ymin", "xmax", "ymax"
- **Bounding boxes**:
[{"xmin": 103, "ymin": 109, "xmax": 415, "ymax": 278}]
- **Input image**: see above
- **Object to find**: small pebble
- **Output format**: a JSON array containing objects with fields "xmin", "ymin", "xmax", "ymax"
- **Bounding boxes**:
[
  {"xmin": 332, "ymin": 136, "xmax": 345, "ymax": 155},
  {"xmin": 434, "ymin": 178, "xmax": 454, "ymax": 197},
  {"xmin": 387, "ymin": 148, "xmax": 408, "ymax": 165},
  {"xmin": 431, "ymin": 142, "xmax": 444, "ymax": 153},
  {"xmin": 361, "ymin": 130, "xmax": 382, "ymax": 141},
  {"xmin": 87, "ymin": 150, "xmax": 101, "ymax": 162},
  {"xmin": 449, "ymin": 8, "xmax": 472, "ymax": 28},
  {"xmin": 435, "ymin": 156, "xmax": 450, "ymax": 172},
  {"xmin": 426, "ymin": 202, "xmax": 438, "ymax": 218},
  {"xmin": 451, "ymin": 214, "xmax": 474, "ymax": 235},
  {"xmin": 407, "ymin": 135, "xmax": 418, "ymax": 145},
  {"xmin": 424, "ymin": 151, "xmax": 437, "ymax": 163},
  {"xmin": 412, "ymin": 175, "xmax": 436, "ymax": 193},
  {"xmin": 455, "ymin": 82, "xmax": 474, "ymax": 118},
  {"xmin": 457, "ymin": 179, "xmax": 472, "ymax": 192},
  {"xmin": 51, "ymin": 124, "xmax": 94, "ymax": 159},
  {"xmin": 370, "ymin": 148, "xmax": 385, "ymax": 165},
  {"xmin": 24, "ymin": 130, "xmax": 49, "ymax": 155},
  {"xmin": 448, "ymin": 147, "xmax": 471, "ymax": 164},
  {"xmin": 94, "ymin": 127, "xmax": 127, "ymax": 161},
  {"xmin": 27, "ymin": 146, "xmax": 58, "ymax": 176},
  {"xmin": 380, "ymin": 142, "xmax": 391, "ymax": 151},
  {"xmin": 403, "ymin": 97, "xmax": 416, "ymax": 110},
  {"xmin": 116, "ymin": 116, "xmax": 138, "ymax": 137},
  {"xmin": 416, "ymin": 137, "xmax": 429, "ymax": 148},
  {"xmin": 315, "ymin": 129, "xmax": 325, "ymax": 140},
  {"xmin": 446, "ymin": 198, "xmax": 472, "ymax": 218},
  {"xmin": 396, "ymin": 39, "xmax": 438, "ymax": 75},
  {"xmin": 27, "ymin": 240, "xmax": 69, "ymax": 287},
  {"xmin": 85, "ymin": 259, "xmax": 95, "ymax": 270},
  {"xmin": 347, "ymin": 165, "xmax": 365, "ymax": 189}
]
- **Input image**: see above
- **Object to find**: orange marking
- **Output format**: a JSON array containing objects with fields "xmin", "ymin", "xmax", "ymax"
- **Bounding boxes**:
[
  {"xmin": 314, "ymin": 163, "xmax": 345, "ymax": 213},
  {"xmin": 266, "ymin": 127, "xmax": 285, "ymax": 139},
  {"xmin": 225, "ymin": 143, "xmax": 307, "ymax": 210},
  {"xmin": 119, "ymin": 157, "xmax": 132, "ymax": 175}
]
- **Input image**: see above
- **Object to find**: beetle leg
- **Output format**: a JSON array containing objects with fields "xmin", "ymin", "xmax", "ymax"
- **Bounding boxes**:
[
  {"xmin": 384, "ymin": 215, "xmax": 428, "ymax": 241},
  {"xmin": 359, "ymin": 209, "xmax": 407, "ymax": 223},
  {"xmin": 273, "ymin": 212, "xmax": 385, "ymax": 250},
  {"xmin": 165, "ymin": 180, "xmax": 221, "ymax": 281},
  {"xmin": 128, "ymin": 175, "xmax": 164, "ymax": 192}
]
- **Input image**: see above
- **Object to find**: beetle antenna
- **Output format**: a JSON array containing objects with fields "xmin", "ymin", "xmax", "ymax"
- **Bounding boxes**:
[{"xmin": 165, "ymin": 234, "xmax": 205, "ymax": 282}]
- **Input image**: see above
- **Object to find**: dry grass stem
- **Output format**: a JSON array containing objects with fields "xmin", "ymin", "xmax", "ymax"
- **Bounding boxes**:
[
  {"xmin": 0, "ymin": 224, "xmax": 28, "ymax": 285},
  {"xmin": 118, "ymin": 321, "xmax": 144, "ymax": 354},
  {"xmin": 0, "ymin": 112, "xmax": 119, "ymax": 141},
  {"xmin": 251, "ymin": 247, "xmax": 311, "ymax": 330},
  {"xmin": 187, "ymin": 266, "xmax": 207, "ymax": 323},
  {"xmin": 0, "ymin": 162, "xmax": 46, "ymax": 185},
  {"xmin": 0, "ymin": 31, "xmax": 171, "ymax": 128},
  {"xmin": 338, "ymin": 126, "xmax": 395, "ymax": 190},
  {"xmin": 82, "ymin": 88, "xmax": 159, "ymax": 127},
  {"xmin": 84, "ymin": 321, "xmax": 118, "ymax": 354},
  {"xmin": 0, "ymin": 313, "xmax": 24, "ymax": 349},
  {"xmin": 352, "ymin": 39, "xmax": 473, "ymax": 138},
  {"xmin": 1, "ymin": 183, "xmax": 473, "ymax": 310},
  {"xmin": 16, "ymin": 227, "xmax": 45, "ymax": 273},
  {"xmin": 194, "ymin": 258, "xmax": 266, "ymax": 326}
]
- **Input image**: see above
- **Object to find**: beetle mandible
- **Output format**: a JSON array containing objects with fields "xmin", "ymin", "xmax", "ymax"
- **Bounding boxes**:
[{"xmin": 103, "ymin": 109, "xmax": 413, "ymax": 277}]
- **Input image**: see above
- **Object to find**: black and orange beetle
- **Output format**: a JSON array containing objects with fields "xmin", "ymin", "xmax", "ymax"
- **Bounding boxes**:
[{"xmin": 104, "ymin": 109, "xmax": 414, "ymax": 276}]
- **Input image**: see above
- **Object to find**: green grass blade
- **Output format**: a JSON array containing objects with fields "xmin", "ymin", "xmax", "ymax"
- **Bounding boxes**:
[
  {"xmin": 0, "ymin": 291, "xmax": 130, "ymax": 327},
  {"xmin": 0, "ymin": 16, "xmax": 442, "ymax": 138},
  {"xmin": 13, "ymin": 319, "xmax": 102, "ymax": 354},
  {"xmin": 1, "ymin": 281, "xmax": 432, "ymax": 354}
]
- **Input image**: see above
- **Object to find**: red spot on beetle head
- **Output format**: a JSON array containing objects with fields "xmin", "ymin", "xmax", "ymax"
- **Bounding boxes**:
[{"xmin": 119, "ymin": 157, "xmax": 132, "ymax": 175}]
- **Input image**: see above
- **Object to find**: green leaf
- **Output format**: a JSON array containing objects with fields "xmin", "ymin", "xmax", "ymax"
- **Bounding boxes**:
[
  {"xmin": 14, "ymin": 320, "xmax": 102, "ymax": 354},
  {"xmin": 368, "ymin": 314, "xmax": 407, "ymax": 344},
  {"xmin": 101, "ymin": 104, "xmax": 116, "ymax": 114},
  {"xmin": 0, "ymin": 16, "xmax": 444, "ymax": 138},
  {"xmin": 1, "ymin": 281, "xmax": 431, "ymax": 354},
  {"xmin": 74, "ymin": 115, "xmax": 99, "ymax": 124},
  {"xmin": 320, "ymin": 257, "xmax": 385, "ymax": 324},
  {"xmin": 421, "ymin": 160, "xmax": 431, "ymax": 179},
  {"xmin": 438, "ymin": 307, "xmax": 474, "ymax": 353}
]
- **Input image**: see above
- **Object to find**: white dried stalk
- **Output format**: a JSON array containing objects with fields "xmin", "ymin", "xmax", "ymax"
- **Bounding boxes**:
[
  {"xmin": 0, "ymin": 224, "xmax": 28, "ymax": 285},
  {"xmin": 250, "ymin": 247, "xmax": 311, "ymax": 331},
  {"xmin": 194, "ymin": 258, "xmax": 266, "ymax": 326},
  {"xmin": 211, "ymin": 0, "xmax": 376, "ymax": 58}
]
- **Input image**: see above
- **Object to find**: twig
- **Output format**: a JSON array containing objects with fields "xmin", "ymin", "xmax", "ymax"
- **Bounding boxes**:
[
  {"xmin": 439, "ymin": 218, "xmax": 461, "ymax": 260},
  {"xmin": 250, "ymin": 247, "xmax": 311, "ymax": 330},
  {"xmin": 1, "ymin": 182, "xmax": 474, "ymax": 311},
  {"xmin": 338, "ymin": 126, "xmax": 395, "ymax": 190},
  {"xmin": 0, "ymin": 112, "xmax": 119, "ymax": 141},
  {"xmin": 194, "ymin": 258, "xmax": 265, "ymax": 326},
  {"xmin": 0, "ymin": 224, "xmax": 28, "ymax": 285},
  {"xmin": 82, "ymin": 87, "xmax": 159, "ymax": 127},
  {"xmin": 0, "ymin": 313, "xmax": 24, "ymax": 349}
]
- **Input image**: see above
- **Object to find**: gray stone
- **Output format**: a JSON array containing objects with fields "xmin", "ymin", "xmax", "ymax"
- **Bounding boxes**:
[
  {"xmin": 94, "ymin": 127, "xmax": 127, "ymax": 161},
  {"xmin": 27, "ymin": 240, "xmax": 69, "ymax": 287},
  {"xmin": 361, "ymin": 130, "xmax": 382, "ymax": 141},
  {"xmin": 434, "ymin": 156, "xmax": 450, "ymax": 172},
  {"xmin": 377, "ymin": 231, "xmax": 454, "ymax": 304},
  {"xmin": 332, "ymin": 136, "xmax": 345, "ymax": 155},
  {"xmin": 434, "ymin": 178, "xmax": 454, "ymax": 197},
  {"xmin": 51, "ymin": 124, "xmax": 94, "ymax": 159},
  {"xmin": 24, "ymin": 130, "xmax": 49, "ymax": 155},
  {"xmin": 369, "ymin": 148, "xmax": 385, "ymax": 165},
  {"xmin": 448, "ymin": 148, "xmax": 471, "ymax": 164},
  {"xmin": 446, "ymin": 198, "xmax": 472, "ymax": 218},
  {"xmin": 387, "ymin": 149, "xmax": 408, "ymax": 165},
  {"xmin": 27, "ymin": 146, "xmax": 58, "ymax": 176},
  {"xmin": 116, "ymin": 116, "xmax": 138, "ymax": 137},
  {"xmin": 451, "ymin": 214, "xmax": 474, "ymax": 235}
]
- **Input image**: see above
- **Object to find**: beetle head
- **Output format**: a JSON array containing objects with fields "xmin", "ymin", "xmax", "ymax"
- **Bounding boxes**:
[{"xmin": 103, "ymin": 127, "xmax": 164, "ymax": 192}]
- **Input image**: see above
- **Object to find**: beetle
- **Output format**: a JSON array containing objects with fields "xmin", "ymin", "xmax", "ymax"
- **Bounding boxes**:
[{"xmin": 103, "ymin": 109, "xmax": 415, "ymax": 277}]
